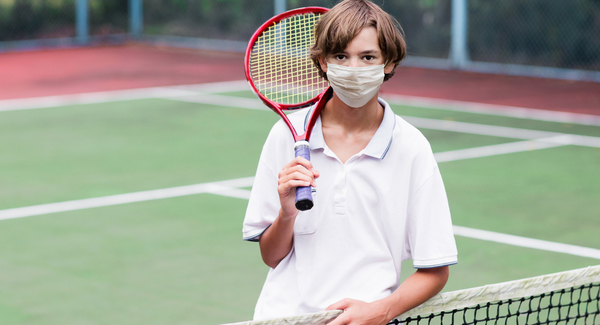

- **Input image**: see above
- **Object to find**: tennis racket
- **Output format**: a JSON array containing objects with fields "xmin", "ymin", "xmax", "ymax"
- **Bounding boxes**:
[{"xmin": 245, "ymin": 7, "xmax": 332, "ymax": 211}]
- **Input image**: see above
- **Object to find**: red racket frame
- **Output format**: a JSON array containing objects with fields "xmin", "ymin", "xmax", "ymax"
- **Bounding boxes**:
[{"xmin": 244, "ymin": 6, "xmax": 330, "ymax": 143}]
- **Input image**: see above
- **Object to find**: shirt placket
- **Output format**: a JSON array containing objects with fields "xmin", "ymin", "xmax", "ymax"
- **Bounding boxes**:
[{"xmin": 333, "ymin": 163, "xmax": 348, "ymax": 216}]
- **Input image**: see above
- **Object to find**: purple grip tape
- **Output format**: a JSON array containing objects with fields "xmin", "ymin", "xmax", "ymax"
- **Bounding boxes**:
[{"xmin": 294, "ymin": 142, "xmax": 314, "ymax": 211}]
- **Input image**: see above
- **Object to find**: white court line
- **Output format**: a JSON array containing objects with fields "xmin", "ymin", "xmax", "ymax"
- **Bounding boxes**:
[
  {"xmin": 163, "ymin": 92, "xmax": 600, "ymax": 148},
  {"xmin": 173, "ymin": 93, "xmax": 267, "ymax": 110},
  {"xmin": 0, "ymin": 177, "xmax": 255, "ymax": 221},
  {"xmin": 2, "ymin": 168, "xmax": 599, "ymax": 260},
  {"xmin": 0, "ymin": 87, "xmax": 198, "ymax": 112},
  {"xmin": 0, "ymin": 80, "xmax": 250, "ymax": 112},
  {"xmin": 2, "ymin": 177, "xmax": 599, "ymax": 260},
  {"xmin": 166, "ymin": 80, "xmax": 250, "ymax": 93},
  {"xmin": 453, "ymin": 226, "xmax": 600, "ymax": 260},
  {"xmin": 382, "ymin": 93, "xmax": 600, "ymax": 127},
  {"xmin": 0, "ymin": 137, "xmax": 569, "ymax": 221},
  {"xmin": 162, "ymin": 90, "xmax": 600, "ymax": 149},
  {"xmin": 406, "ymin": 117, "xmax": 565, "ymax": 140},
  {"xmin": 1, "ymin": 81, "xmax": 599, "ymax": 259},
  {"xmin": 0, "ymin": 137, "xmax": 570, "ymax": 221},
  {"xmin": 405, "ymin": 117, "xmax": 600, "ymax": 148},
  {"xmin": 2, "ymin": 79, "xmax": 600, "ymax": 127},
  {"xmin": 433, "ymin": 136, "xmax": 572, "ymax": 162}
]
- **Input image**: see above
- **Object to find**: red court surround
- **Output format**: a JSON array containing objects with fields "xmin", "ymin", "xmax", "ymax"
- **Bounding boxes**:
[{"xmin": 1, "ymin": 44, "xmax": 598, "ymax": 115}]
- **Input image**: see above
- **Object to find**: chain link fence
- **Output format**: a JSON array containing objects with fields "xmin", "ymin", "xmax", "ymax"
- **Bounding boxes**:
[
  {"xmin": 469, "ymin": 0, "xmax": 600, "ymax": 72},
  {"xmin": 0, "ymin": 0, "xmax": 128, "ymax": 42},
  {"xmin": 142, "ymin": 0, "xmax": 453, "ymax": 59},
  {"xmin": 0, "ymin": 0, "xmax": 75, "ymax": 41},
  {"xmin": 1, "ymin": 0, "xmax": 599, "ymax": 79}
]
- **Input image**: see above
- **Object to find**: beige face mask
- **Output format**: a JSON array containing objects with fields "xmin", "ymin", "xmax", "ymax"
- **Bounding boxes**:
[{"xmin": 326, "ymin": 63, "xmax": 385, "ymax": 108}]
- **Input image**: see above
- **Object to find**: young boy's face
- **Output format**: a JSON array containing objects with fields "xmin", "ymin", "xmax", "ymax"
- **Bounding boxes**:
[{"xmin": 318, "ymin": 27, "xmax": 395, "ymax": 74}]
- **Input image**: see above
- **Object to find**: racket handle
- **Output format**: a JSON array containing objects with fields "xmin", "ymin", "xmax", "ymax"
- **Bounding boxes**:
[{"xmin": 294, "ymin": 141, "xmax": 314, "ymax": 211}]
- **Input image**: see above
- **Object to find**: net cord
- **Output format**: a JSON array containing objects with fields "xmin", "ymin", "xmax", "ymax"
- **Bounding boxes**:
[
  {"xmin": 395, "ymin": 264, "xmax": 600, "ymax": 321},
  {"xmin": 221, "ymin": 310, "xmax": 343, "ymax": 325}
]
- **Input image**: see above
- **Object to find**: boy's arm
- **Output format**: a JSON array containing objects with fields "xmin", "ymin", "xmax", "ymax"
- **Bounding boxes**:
[
  {"xmin": 259, "ymin": 156, "xmax": 319, "ymax": 269},
  {"xmin": 258, "ymin": 209, "xmax": 296, "ymax": 268},
  {"xmin": 326, "ymin": 266, "xmax": 449, "ymax": 325}
]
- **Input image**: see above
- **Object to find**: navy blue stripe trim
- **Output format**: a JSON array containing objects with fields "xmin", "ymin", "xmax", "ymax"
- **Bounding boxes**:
[
  {"xmin": 380, "ymin": 115, "xmax": 396, "ymax": 159},
  {"xmin": 413, "ymin": 260, "xmax": 458, "ymax": 269},
  {"xmin": 243, "ymin": 226, "xmax": 270, "ymax": 242}
]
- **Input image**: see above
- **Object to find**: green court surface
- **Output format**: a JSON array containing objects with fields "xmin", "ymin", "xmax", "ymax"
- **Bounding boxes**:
[{"xmin": 0, "ymin": 88, "xmax": 599, "ymax": 325}]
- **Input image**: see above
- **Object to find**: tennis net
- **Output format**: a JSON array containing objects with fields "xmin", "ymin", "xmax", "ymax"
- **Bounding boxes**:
[{"xmin": 222, "ymin": 264, "xmax": 600, "ymax": 325}]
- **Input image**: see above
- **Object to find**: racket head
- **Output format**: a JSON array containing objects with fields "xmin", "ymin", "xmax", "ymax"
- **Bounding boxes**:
[{"xmin": 245, "ymin": 7, "xmax": 330, "ymax": 111}]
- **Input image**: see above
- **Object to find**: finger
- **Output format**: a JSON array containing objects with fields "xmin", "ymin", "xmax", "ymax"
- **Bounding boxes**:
[
  {"xmin": 295, "ymin": 157, "xmax": 319, "ymax": 185},
  {"xmin": 326, "ymin": 313, "xmax": 348, "ymax": 325},
  {"xmin": 279, "ymin": 166, "xmax": 316, "ymax": 187},
  {"xmin": 278, "ymin": 170, "xmax": 313, "ymax": 188},
  {"xmin": 326, "ymin": 298, "xmax": 352, "ymax": 311},
  {"xmin": 293, "ymin": 156, "xmax": 314, "ymax": 170},
  {"xmin": 281, "ymin": 157, "xmax": 319, "ymax": 183},
  {"xmin": 278, "ymin": 180, "xmax": 311, "ymax": 198},
  {"xmin": 280, "ymin": 162, "xmax": 314, "ymax": 177},
  {"xmin": 312, "ymin": 168, "xmax": 320, "ymax": 181},
  {"xmin": 282, "ymin": 156, "xmax": 314, "ymax": 171}
]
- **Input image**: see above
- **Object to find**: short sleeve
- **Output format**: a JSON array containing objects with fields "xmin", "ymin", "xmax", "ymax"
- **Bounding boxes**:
[
  {"xmin": 242, "ymin": 119, "xmax": 296, "ymax": 242},
  {"xmin": 242, "ymin": 157, "xmax": 280, "ymax": 241},
  {"xmin": 405, "ymin": 165, "xmax": 458, "ymax": 268}
]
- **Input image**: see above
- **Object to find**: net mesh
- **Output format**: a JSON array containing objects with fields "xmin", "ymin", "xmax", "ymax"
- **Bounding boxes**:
[
  {"xmin": 222, "ymin": 265, "xmax": 600, "ymax": 325},
  {"xmin": 248, "ymin": 12, "xmax": 329, "ymax": 107},
  {"xmin": 395, "ymin": 283, "xmax": 600, "ymax": 325}
]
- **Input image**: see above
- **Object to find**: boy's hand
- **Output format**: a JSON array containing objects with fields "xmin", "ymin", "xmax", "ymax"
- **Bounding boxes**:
[
  {"xmin": 277, "ymin": 156, "xmax": 319, "ymax": 217},
  {"xmin": 326, "ymin": 298, "xmax": 391, "ymax": 325}
]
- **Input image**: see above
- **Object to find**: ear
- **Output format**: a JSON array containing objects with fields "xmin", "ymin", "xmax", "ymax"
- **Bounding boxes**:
[
  {"xmin": 384, "ymin": 62, "xmax": 395, "ymax": 74},
  {"xmin": 318, "ymin": 56, "xmax": 328, "ymax": 73}
]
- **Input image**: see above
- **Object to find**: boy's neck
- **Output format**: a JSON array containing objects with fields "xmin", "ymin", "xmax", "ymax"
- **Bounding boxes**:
[
  {"xmin": 319, "ymin": 93, "xmax": 384, "ymax": 163},
  {"xmin": 321, "ymin": 93, "xmax": 384, "ymax": 132}
]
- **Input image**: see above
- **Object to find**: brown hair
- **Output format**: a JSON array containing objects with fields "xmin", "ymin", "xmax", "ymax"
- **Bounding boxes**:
[{"xmin": 310, "ymin": 0, "xmax": 406, "ymax": 81}]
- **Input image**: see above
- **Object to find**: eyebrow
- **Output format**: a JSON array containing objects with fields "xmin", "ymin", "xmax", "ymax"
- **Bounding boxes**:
[
  {"xmin": 360, "ymin": 50, "xmax": 380, "ymax": 55},
  {"xmin": 331, "ymin": 49, "xmax": 381, "ymax": 55}
]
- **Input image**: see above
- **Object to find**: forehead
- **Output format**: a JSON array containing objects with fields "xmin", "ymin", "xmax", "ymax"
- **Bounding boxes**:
[{"xmin": 341, "ymin": 27, "xmax": 381, "ymax": 53}]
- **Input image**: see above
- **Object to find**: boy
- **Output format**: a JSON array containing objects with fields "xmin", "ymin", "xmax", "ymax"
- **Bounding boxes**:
[{"xmin": 243, "ymin": 0, "xmax": 458, "ymax": 324}]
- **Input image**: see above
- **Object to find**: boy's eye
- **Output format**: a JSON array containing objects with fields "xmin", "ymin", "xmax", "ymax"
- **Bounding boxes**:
[
  {"xmin": 334, "ymin": 54, "xmax": 346, "ymax": 60},
  {"xmin": 363, "ymin": 55, "xmax": 375, "ymax": 61}
]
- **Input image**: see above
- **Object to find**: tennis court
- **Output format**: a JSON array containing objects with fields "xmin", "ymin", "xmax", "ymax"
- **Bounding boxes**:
[{"xmin": 1, "ymin": 49, "xmax": 599, "ymax": 325}]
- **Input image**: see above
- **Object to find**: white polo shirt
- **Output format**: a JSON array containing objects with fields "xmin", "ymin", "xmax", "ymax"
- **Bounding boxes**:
[{"xmin": 243, "ymin": 99, "xmax": 457, "ymax": 320}]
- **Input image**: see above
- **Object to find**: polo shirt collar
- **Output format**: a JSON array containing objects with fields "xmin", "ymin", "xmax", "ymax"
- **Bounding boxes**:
[{"xmin": 307, "ymin": 98, "xmax": 396, "ymax": 160}]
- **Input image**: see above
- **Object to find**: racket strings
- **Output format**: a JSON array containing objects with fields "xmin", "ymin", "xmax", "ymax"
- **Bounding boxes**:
[{"xmin": 249, "ymin": 13, "xmax": 329, "ymax": 107}]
